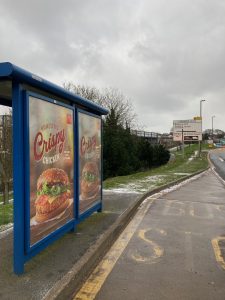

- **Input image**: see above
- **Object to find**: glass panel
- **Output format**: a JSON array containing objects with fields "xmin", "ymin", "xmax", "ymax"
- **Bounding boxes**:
[
  {"xmin": 78, "ymin": 112, "xmax": 101, "ymax": 214},
  {"xmin": 28, "ymin": 96, "xmax": 74, "ymax": 246}
]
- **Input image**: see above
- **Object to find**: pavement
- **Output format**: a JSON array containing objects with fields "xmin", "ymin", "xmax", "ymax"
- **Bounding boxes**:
[
  {"xmin": 1, "ymin": 191, "xmax": 143, "ymax": 300},
  {"xmin": 0, "ymin": 168, "xmax": 210, "ymax": 300},
  {"xmin": 78, "ymin": 169, "xmax": 225, "ymax": 300}
]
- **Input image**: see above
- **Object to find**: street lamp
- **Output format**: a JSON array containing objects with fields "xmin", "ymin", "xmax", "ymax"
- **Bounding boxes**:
[
  {"xmin": 200, "ymin": 99, "xmax": 206, "ymax": 120},
  {"xmin": 212, "ymin": 115, "xmax": 215, "ymax": 140},
  {"xmin": 199, "ymin": 99, "xmax": 206, "ymax": 156}
]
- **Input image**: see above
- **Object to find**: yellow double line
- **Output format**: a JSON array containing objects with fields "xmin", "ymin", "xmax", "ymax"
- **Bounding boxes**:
[
  {"xmin": 74, "ymin": 198, "xmax": 155, "ymax": 300},
  {"xmin": 212, "ymin": 237, "xmax": 225, "ymax": 270}
]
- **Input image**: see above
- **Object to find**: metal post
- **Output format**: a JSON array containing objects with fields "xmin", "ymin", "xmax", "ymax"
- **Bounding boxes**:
[
  {"xmin": 199, "ymin": 99, "xmax": 206, "ymax": 157},
  {"xmin": 212, "ymin": 115, "xmax": 215, "ymax": 141},
  {"xmin": 12, "ymin": 81, "xmax": 25, "ymax": 274},
  {"xmin": 182, "ymin": 129, "xmax": 184, "ymax": 158}
]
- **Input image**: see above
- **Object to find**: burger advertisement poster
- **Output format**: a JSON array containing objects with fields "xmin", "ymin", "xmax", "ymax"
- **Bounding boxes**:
[
  {"xmin": 28, "ymin": 96, "xmax": 74, "ymax": 246},
  {"xmin": 78, "ymin": 112, "xmax": 101, "ymax": 214}
]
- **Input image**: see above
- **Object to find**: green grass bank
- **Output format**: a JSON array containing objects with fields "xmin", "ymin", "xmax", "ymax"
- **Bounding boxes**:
[
  {"xmin": 0, "ymin": 144, "xmax": 209, "ymax": 227},
  {"xmin": 104, "ymin": 144, "xmax": 209, "ymax": 192}
]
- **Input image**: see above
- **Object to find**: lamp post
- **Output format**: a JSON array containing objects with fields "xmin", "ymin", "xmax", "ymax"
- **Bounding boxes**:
[
  {"xmin": 212, "ymin": 115, "xmax": 215, "ymax": 141},
  {"xmin": 199, "ymin": 99, "xmax": 206, "ymax": 156}
]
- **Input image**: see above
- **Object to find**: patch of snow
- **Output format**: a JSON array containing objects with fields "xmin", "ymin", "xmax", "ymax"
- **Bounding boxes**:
[
  {"xmin": 194, "ymin": 150, "xmax": 198, "ymax": 157},
  {"xmin": 0, "ymin": 223, "xmax": 13, "ymax": 239},
  {"xmin": 105, "ymin": 175, "xmax": 167, "ymax": 194},
  {"xmin": 173, "ymin": 172, "xmax": 191, "ymax": 176},
  {"xmin": 103, "ymin": 188, "xmax": 140, "ymax": 194},
  {"xmin": 0, "ymin": 199, "xmax": 13, "ymax": 205},
  {"xmin": 139, "ymin": 175, "xmax": 166, "ymax": 182},
  {"xmin": 104, "ymin": 169, "xmax": 208, "ymax": 195}
]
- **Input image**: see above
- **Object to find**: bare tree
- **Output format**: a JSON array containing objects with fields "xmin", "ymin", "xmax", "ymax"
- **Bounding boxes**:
[
  {"xmin": 0, "ymin": 109, "xmax": 12, "ymax": 204},
  {"xmin": 63, "ymin": 83, "xmax": 137, "ymax": 129}
]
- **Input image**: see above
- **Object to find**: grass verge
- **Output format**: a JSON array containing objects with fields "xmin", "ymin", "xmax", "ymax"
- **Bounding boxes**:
[
  {"xmin": 0, "ymin": 203, "xmax": 13, "ymax": 226},
  {"xmin": 0, "ymin": 144, "xmax": 209, "ymax": 227},
  {"xmin": 103, "ymin": 144, "xmax": 209, "ymax": 192}
]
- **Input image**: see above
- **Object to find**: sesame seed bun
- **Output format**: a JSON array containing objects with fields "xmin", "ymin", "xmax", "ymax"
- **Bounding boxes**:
[{"xmin": 37, "ymin": 168, "xmax": 69, "ymax": 190}]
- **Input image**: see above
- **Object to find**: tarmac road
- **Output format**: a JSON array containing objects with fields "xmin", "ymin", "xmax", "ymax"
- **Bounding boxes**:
[
  {"xmin": 74, "ymin": 169, "xmax": 225, "ymax": 300},
  {"xmin": 209, "ymin": 148, "xmax": 225, "ymax": 181}
]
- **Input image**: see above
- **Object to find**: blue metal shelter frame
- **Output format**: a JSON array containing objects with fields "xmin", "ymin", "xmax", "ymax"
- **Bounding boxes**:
[{"xmin": 0, "ymin": 62, "xmax": 108, "ymax": 274}]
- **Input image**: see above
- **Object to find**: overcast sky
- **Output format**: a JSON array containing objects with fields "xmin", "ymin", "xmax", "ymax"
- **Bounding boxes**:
[{"xmin": 1, "ymin": 0, "xmax": 225, "ymax": 132}]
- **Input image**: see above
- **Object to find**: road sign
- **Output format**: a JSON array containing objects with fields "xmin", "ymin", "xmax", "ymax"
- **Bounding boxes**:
[
  {"xmin": 173, "ymin": 119, "xmax": 202, "ymax": 141},
  {"xmin": 193, "ymin": 116, "xmax": 202, "ymax": 121}
]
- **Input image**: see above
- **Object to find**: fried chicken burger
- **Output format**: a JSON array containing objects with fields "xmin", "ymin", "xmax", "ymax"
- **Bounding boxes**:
[
  {"xmin": 35, "ymin": 168, "xmax": 71, "ymax": 222},
  {"xmin": 80, "ymin": 162, "xmax": 100, "ymax": 199}
]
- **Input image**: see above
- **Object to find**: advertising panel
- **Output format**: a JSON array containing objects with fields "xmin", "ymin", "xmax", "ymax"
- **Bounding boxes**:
[
  {"xmin": 78, "ymin": 112, "xmax": 101, "ymax": 214},
  {"xmin": 29, "ymin": 96, "xmax": 74, "ymax": 246},
  {"xmin": 173, "ymin": 119, "xmax": 202, "ymax": 141}
]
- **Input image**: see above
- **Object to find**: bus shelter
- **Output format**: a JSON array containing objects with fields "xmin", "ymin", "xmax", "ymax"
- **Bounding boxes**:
[{"xmin": 0, "ymin": 62, "xmax": 108, "ymax": 274}]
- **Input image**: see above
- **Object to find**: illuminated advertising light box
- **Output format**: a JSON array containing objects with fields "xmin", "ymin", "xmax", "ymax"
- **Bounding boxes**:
[
  {"xmin": 26, "ymin": 95, "xmax": 74, "ymax": 248},
  {"xmin": 78, "ymin": 111, "xmax": 102, "ymax": 214}
]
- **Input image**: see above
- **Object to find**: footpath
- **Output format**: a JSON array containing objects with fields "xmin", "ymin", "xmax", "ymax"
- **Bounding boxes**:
[
  {"xmin": 89, "ymin": 169, "xmax": 225, "ymax": 300},
  {"xmin": 0, "ymin": 170, "xmax": 208, "ymax": 300}
]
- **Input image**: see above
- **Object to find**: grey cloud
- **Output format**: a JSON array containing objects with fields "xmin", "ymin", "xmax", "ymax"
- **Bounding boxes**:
[{"xmin": 0, "ymin": 0, "xmax": 225, "ymax": 132}]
